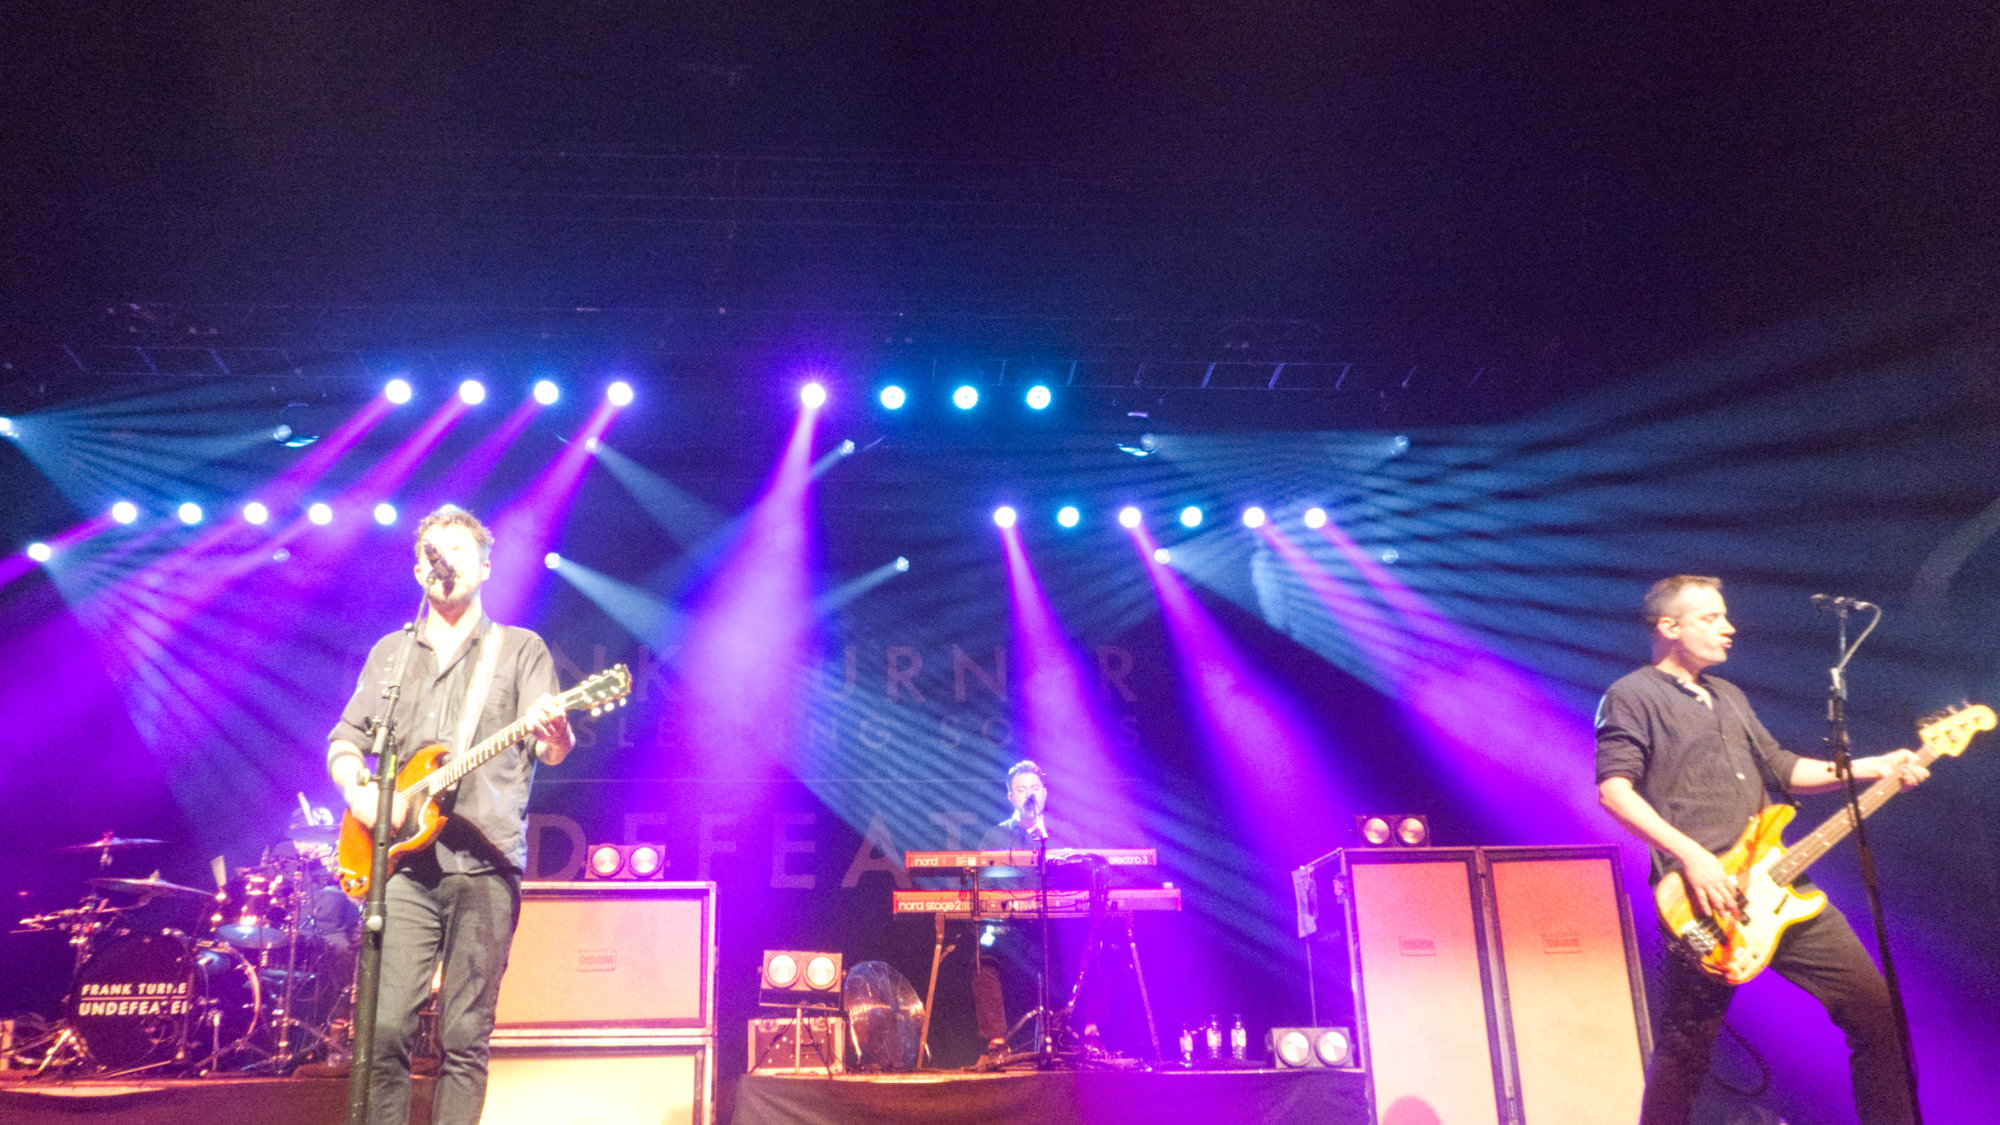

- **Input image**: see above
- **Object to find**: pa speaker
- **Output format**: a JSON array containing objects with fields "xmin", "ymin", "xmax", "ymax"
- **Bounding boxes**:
[{"xmin": 494, "ymin": 881, "xmax": 715, "ymax": 1040}]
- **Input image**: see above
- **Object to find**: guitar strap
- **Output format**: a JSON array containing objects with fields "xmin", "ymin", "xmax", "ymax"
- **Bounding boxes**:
[
  {"xmin": 450, "ymin": 622, "xmax": 507, "ymax": 762},
  {"xmin": 1715, "ymin": 685, "xmax": 1797, "ymax": 807}
]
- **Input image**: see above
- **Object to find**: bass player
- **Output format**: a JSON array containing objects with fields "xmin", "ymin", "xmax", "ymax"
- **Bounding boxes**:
[
  {"xmin": 1595, "ymin": 574, "xmax": 1926, "ymax": 1125},
  {"xmin": 327, "ymin": 505, "xmax": 572, "ymax": 1125}
]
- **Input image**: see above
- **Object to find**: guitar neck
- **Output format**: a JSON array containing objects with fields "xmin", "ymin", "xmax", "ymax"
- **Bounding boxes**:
[
  {"xmin": 1766, "ymin": 746, "xmax": 1935, "ymax": 887},
  {"xmin": 418, "ymin": 713, "xmax": 541, "ymax": 797}
]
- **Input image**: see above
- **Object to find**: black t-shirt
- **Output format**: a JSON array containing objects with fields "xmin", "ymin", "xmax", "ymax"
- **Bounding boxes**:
[{"xmin": 1594, "ymin": 666, "xmax": 1801, "ymax": 880}]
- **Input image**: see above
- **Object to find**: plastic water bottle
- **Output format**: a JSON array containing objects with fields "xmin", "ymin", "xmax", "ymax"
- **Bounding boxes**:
[
  {"xmin": 1229, "ymin": 1014, "xmax": 1247, "ymax": 1061},
  {"xmin": 1204, "ymin": 1015, "xmax": 1223, "ymax": 1060},
  {"xmin": 1178, "ymin": 1025, "xmax": 1195, "ymax": 1065}
]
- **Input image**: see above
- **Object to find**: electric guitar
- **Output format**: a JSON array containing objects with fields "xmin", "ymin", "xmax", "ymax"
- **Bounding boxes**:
[
  {"xmin": 336, "ymin": 664, "xmax": 632, "ymax": 899},
  {"xmin": 1656, "ymin": 703, "xmax": 1992, "ymax": 984}
]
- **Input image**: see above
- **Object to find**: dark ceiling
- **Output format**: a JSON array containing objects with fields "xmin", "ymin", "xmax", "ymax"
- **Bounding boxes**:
[{"xmin": 3, "ymin": 2, "xmax": 1996, "ymax": 418}]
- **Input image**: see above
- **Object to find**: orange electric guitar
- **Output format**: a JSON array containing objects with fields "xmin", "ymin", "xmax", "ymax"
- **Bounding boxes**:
[
  {"xmin": 1656, "ymin": 702, "xmax": 1991, "ymax": 984},
  {"xmin": 336, "ymin": 664, "xmax": 631, "ymax": 899}
]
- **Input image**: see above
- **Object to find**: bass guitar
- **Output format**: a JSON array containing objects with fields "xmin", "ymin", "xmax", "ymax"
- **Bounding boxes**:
[
  {"xmin": 336, "ymin": 664, "xmax": 631, "ymax": 899},
  {"xmin": 1657, "ymin": 702, "xmax": 1991, "ymax": 984}
]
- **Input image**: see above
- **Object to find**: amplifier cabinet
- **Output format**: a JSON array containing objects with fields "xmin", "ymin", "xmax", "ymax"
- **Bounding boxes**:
[
  {"xmin": 1484, "ymin": 847, "xmax": 1649, "ymax": 1125},
  {"xmin": 1341, "ymin": 849, "xmax": 1506, "ymax": 1125},
  {"xmin": 747, "ymin": 1014, "xmax": 846, "ymax": 1074},
  {"xmin": 1336, "ymin": 846, "xmax": 1649, "ymax": 1125},
  {"xmin": 495, "ymin": 881, "xmax": 716, "ymax": 1040},
  {"xmin": 484, "ymin": 1037, "xmax": 713, "ymax": 1125}
]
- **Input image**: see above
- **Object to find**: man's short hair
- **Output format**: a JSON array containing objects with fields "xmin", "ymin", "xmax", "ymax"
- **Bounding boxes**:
[
  {"xmin": 415, "ymin": 504, "xmax": 495, "ymax": 564},
  {"xmin": 1005, "ymin": 760, "xmax": 1045, "ymax": 788},
  {"xmin": 1644, "ymin": 575, "xmax": 1721, "ymax": 625}
]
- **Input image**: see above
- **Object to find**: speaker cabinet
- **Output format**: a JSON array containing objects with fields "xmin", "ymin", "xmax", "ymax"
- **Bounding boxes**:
[
  {"xmin": 1485, "ymin": 848, "xmax": 1648, "ymax": 1125},
  {"xmin": 483, "ymin": 1039, "xmax": 712, "ymax": 1125},
  {"xmin": 1342, "ymin": 849, "xmax": 1505, "ymax": 1125},
  {"xmin": 495, "ymin": 881, "xmax": 716, "ymax": 1040},
  {"xmin": 1338, "ymin": 846, "xmax": 1649, "ymax": 1125}
]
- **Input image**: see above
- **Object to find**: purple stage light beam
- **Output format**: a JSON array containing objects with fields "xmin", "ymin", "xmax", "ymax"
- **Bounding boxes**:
[
  {"xmin": 481, "ymin": 398, "xmax": 623, "ymax": 625},
  {"xmin": 1126, "ymin": 521, "xmax": 1351, "ymax": 866},
  {"xmin": 1308, "ymin": 520, "xmax": 1603, "ymax": 840},
  {"xmin": 664, "ymin": 396, "xmax": 824, "ymax": 773},
  {"xmin": 997, "ymin": 523, "xmax": 1142, "ymax": 846}
]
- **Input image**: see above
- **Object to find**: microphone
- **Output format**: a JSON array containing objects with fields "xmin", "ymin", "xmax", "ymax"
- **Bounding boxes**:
[
  {"xmin": 1812, "ymin": 593, "xmax": 1876, "ymax": 613},
  {"xmin": 1024, "ymin": 794, "xmax": 1048, "ymax": 840},
  {"xmin": 424, "ymin": 543, "xmax": 457, "ymax": 595}
]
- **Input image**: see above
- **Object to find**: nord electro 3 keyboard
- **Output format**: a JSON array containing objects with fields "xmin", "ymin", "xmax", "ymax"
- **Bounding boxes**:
[
  {"xmin": 903, "ymin": 848, "xmax": 1157, "ymax": 869},
  {"xmin": 891, "ymin": 887, "xmax": 1182, "ymax": 919}
]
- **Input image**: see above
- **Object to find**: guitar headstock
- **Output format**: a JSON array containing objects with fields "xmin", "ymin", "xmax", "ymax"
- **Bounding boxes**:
[
  {"xmin": 1918, "ymin": 703, "xmax": 1995, "ymax": 759},
  {"xmin": 565, "ymin": 663, "xmax": 633, "ymax": 718}
]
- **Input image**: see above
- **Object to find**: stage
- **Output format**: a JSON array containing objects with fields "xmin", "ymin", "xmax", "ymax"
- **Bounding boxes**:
[{"xmin": 0, "ymin": 1067, "xmax": 1365, "ymax": 1125}]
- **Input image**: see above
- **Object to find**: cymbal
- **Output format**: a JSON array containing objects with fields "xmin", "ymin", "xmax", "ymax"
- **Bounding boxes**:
[
  {"xmin": 89, "ymin": 875, "xmax": 213, "ymax": 903},
  {"xmin": 57, "ymin": 832, "xmax": 166, "ymax": 848}
]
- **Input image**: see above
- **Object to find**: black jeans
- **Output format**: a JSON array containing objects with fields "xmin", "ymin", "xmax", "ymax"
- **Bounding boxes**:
[
  {"xmin": 1641, "ymin": 902, "xmax": 1912, "ymax": 1125},
  {"xmin": 367, "ymin": 866, "xmax": 522, "ymax": 1125}
]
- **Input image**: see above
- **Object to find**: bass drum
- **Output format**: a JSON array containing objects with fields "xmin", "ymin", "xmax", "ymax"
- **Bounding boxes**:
[{"xmin": 69, "ymin": 932, "xmax": 260, "ymax": 1072}]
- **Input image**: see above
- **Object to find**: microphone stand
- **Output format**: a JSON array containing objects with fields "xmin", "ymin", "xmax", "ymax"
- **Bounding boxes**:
[
  {"xmin": 1824, "ymin": 601, "xmax": 1922, "ymax": 1124},
  {"xmin": 347, "ymin": 601, "xmax": 425, "ymax": 1125},
  {"xmin": 1031, "ymin": 807, "xmax": 1056, "ymax": 1068}
]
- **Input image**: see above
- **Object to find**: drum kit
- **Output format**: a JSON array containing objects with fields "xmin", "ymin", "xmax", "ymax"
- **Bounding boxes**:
[{"xmin": 9, "ymin": 827, "xmax": 361, "ymax": 1077}]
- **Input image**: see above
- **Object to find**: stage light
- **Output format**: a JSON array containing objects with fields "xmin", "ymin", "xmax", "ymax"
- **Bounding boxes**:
[
  {"xmin": 111, "ymin": 501, "xmax": 139, "ymax": 525},
  {"xmin": 1355, "ymin": 813, "xmax": 1430, "ymax": 848},
  {"xmin": 1390, "ymin": 435, "xmax": 1410, "ymax": 456},
  {"xmin": 607, "ymin": 381, "xmax": 634, "ymax": 406},
  {"xmin": 1152, "ymin": 547, "xmax": 1171, "ymax": 565},
  {"xmin": 0, "ymin": 417, "xmax": 16, "ymax": 439},
  {"xmin": 308, "ymin": 502, "xmax": 333, "ymax": 526},
  {"xmin": 800, "ymin": 382, "xmax": 827, "ymax": 409},
  {"xmin": 879, "ymin": 385, "xmax": 907, "ymax": 410},
  {"xmin": 952, "ymin": 385, "xmax": 979, "ymax": 410},
  {"xmin": 458, "ymin": 380, "xmax": 486, "ymax": 406},
  {"xmin": 993, "ymin": 506, "xmax": 1017, "ymax": 529},
  {"xmin": 1242, "ymin": 507, "xmax": 1266, "ymax": 529},
  {"xmin": 894, "ymin": 556, "xmax": 910, "ymax": 572},
  {"xmin": 26, "ymin": 542, "xmax": 52, "ymax": 563},
  {"xmin": 1303, "ymin": 507, "xmax": 1327, "ymax": 529},
  {"xmin": 1118, "ymin": 506, "xmax": 1142, "ymax": 529},
  {"xmin": 1381, "ymin": 548, "xmax": 1401, "ymax": 565},
  {"xmin": 374, "ymin": 503, "xmax": 398, "ymax": 526},
  {"xmin": 1180, "ymin": 506, "xmax": 1203, "ymax": 529},
  {"xmin": 243, "ymin": 501, "xmax": 270, "ymax": 526},
  {"xmin": 761, "ymin": 950, "xmax": 843, "ymax": 995},
  {"xmin": 177, "ymin": 502, "xmax": 203, "ymax": 526},
  {"xmin": 1056, "ymin": 505, "xmax": 1081, "ymax": 529},
  {"xmin": 1025, "ymin": 384, "xmax": 1052, "ymax": 410},
  {"xmin": 583, "ymin": 842, "xmax": 667, "ymax": 880},
  {"xmin": 384, "ymin": 379, "xmax": 413, "ymax": 405},
  {"xmin": 1269, "ymin": 1027, "xmax": 1356, "ymax": 1069},
  {"xmin": 544, "ymin": 552, "xmax": 562, "ymax": 570},
  {"xmin": 533, "ymin": 380, "xmax": 560, "ymax": 406},
  {"xmin": 839, "ymin": 439, "xmax": 856, "ymax": 457},
  {"xmin": 585, "ymin": 436, "xmax": 600, "ymax": 453}
]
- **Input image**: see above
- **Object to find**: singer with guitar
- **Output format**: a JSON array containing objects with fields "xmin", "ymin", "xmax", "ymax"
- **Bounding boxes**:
[
  {"xmin": 326, "ymin": 505, "xmax": 572, "ymax": 1125},
  {"xmin": 1595, "ymin": 576, "xmax": 1927, "ymax": 1125}
]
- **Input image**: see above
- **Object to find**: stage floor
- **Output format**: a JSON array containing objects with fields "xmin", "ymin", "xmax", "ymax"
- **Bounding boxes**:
[
  {"xmin": 0, "ymin": 1071, "xmax": 435, "ymax": 1125},
  {"xmin": 732, "ymin": 1068, "xmax": 1371, "ymax": 1125},
  {"xmin": 0, "ymin": 1067, "xmax": 1368, "ymax": 1125}
]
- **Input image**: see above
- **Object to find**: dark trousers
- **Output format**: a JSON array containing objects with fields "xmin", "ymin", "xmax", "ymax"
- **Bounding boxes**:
[
  {"xmin": 367, "ymin": 867, "xmax": 522, "ymax": 1125},
  {"xmin": 1641, "ymin": 902, "xmax": 1912, "ymax": 1125}
]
